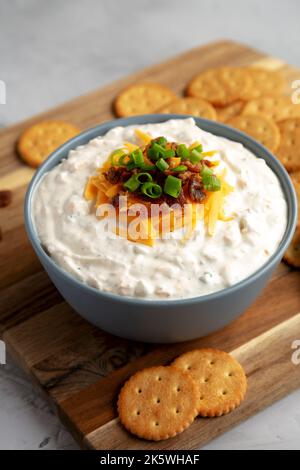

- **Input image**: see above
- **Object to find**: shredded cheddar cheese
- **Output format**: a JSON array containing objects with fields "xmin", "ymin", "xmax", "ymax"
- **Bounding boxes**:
[
  {"xmin": 134, "ymin": 129, "xmax": 152, "ymax": 145},
  {"xmin": 124, "ymin": 142, "xmax": 139, "ymax": 153},
  {"xmin": 83, "ymin": 136, "xmax": 234, "ymax": 245},
  {"xmin": 189, "ymin": 140, "xmax": 202, "ymax": 151}
]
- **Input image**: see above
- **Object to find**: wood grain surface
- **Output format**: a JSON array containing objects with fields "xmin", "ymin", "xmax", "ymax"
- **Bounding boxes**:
[
  {"xmin": 83, "ymin": 313, "xmax": 300, "ymax": 450},
  {"xmin": 0, "ymin": 40, "xmax": 299, "ymax": 449}
]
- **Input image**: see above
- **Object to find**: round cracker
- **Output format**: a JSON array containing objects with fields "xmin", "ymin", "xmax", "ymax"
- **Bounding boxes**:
[
  {"xmin": 289, "ymin": 170, "xmax": 300, "ymax": 226},
  {"xmin": 186, "ymin": 67, "xmax": 251, "ymax": 106},
  {"xmin": 243, "ymin": 95, "xmax": 300, "ymax": 122},
  {"xmin": 284, "ymin": 227, "xmax": 300, "ymax": 268},
  {"xmin": 114, "ymin": 83, "xmax": 176, "ymax": 117},
  {"xmin": 117, "ymin": 366, "xmax": 199, "ymax": 441},
  {"xmin": 276, "ymin": 118, "xmax": 300, "ymax": 171},
  {"xmin": 216, "ymin": 100, "xmax": 245, "ymax": 123},
  {"xmin": 158, "ymin": 97, "xmax": 217, "ymax": 120},
  {"xmin": 227, "ymin": 113, "xmax": 280, "ymax": 152},
  {"xmin": 18, "ymin": 120, "xmax": 80, "ymax": 168},
  {"xmin": 240, "ymin": 67, "xmax": 284, "ymax": 100},
  {"xmin": 172, "ymin": 348, "xmax": 247, "ymax": 417}
]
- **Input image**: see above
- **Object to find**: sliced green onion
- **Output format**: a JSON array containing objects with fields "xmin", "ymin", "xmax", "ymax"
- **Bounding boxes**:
[
  {"xmin": 193, "ymin": 144, "xmax": 203, "ymax": 153},
  {"xmin": 201, "ymin": 166, "xmax": 221, "ymax": 191},
  {"xmin": 163, "ymin": 148, "xmax": 175, "ymax": 158},
  {"xmin": 147, "ymin": 142, "xmax": 165, "ymax": 160},
  {"xmin": 123, "ymin": 175, "xmax": 140, "ymax": 192},
  {"xmin": 173, "ymin": 165, "xmax": 188, "ymax": 172},
  {"xmin": 135, "ymin": 172, "xmax": 153, "ymax": 183},
  {"xmin": 203, "ymin": 176, "xmax": 221, "ymax": 191},
  {"xmin": 155, "ymin": 136, "xmax": 167, "ymax": 146},
  {"xmin": 189, "ymin": 149, "xmax": 203, "ymax": 164},
  {"xmin": 141, "ymin": 182, "xmax": 162, "ymax": 199},
  {"xmin": 131, "ymin": 149, "xmax": 144, "ymax": 167},
  {"xmin": 148, "ymin": 142, "xmax": 175, "ymax": 160},
  {"xmin": 110, "ymin": 148, "xmax": 127, "ymax": 166},
  {"xmin": 118, "ymin": 154, "xmax": 130, "ymax": 166},
  {"xmin": 156, "ymin": 158, "xmax": 169, "ymax": 172},
  {"xmin": 140, "ymin": 163, "xmax": 156, "ymax": 170},
  {"xmin": 126, "ymin": 162, "xmax": 137, "ymax": 170},
  {"xmin": 201, "ymin": 166, "xmax": 213, "ymax": 178},
  {"xmin": 164, "ymin": 175, "xmax": 182, "ymax": 198},
  {"xmin": 124, "ymin": 172, "xmax": 153, "ymax": 192},
  {"xmin": 176, "ymin": 144, "xmax": 190, "ymax": 159}
]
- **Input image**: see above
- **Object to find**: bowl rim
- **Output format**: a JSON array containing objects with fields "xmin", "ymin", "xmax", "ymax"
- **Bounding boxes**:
[{"xmin": 24, "ymin": 114, "xmax": 297, "ymax": 306}]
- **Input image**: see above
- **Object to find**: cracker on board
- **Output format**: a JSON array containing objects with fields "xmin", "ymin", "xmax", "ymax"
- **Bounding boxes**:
[
  {"xmin": 276, "ymin": 118, "xmax": 300, "ymax": 171},
  {"xmin": 216, "ymin": 100, "xmax": 245, "ymax": 123},
  {"xmin": 240, "ymin": 67, "xmax": 284, "ymax": 100},
  {"xmin": 186, "ymin": 67, "xmax": 251, "ymax": 106},
  {"xmin": 117, "ymin": 365, "xmax": 199, "ymax": 441},
  {"xmin": 284, "ymin": 227, "xmax": 300, "ymax": 268},
  {"xmin": 227, "ymin": 113, "xmax": 280, "ymax": 153},
  {"xmin": 172, "ymin": 348, "xmax": 247, "ymax": 417},
  {"xmin": 158, "ymin": 97, "xmax": 217, "ymax": 120},
  {"xmin": 114, "ymin": 83, "xmax": 176, "ymax": 117},
  {"xmin": 18, "ymin": 120, "xmax": 80, "ymax": 168},
  {"xmin": 289, "ymin": 170, "xmax": 300, "ymax": 226},
  {"xmin": 243, "ymin": 95, "xmax": 300, "ymax": 122}
]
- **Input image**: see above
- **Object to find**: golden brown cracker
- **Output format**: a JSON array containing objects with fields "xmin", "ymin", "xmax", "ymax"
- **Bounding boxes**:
[
  {"xmin": 114, "ymin": 83, "xmax": 176, "ymax": 117},
  {"xmin": 18, "ymin": 120, "xmax": 80, "ymax": 168},
  {"xmin": 228, "ymin": 113, "xmax": 280, "ymax": 152},
  {"xmin": 240, "ymin": 67, "xmax": 284, "ymax": 100},
  {"xmin": 216, "ymin": 100, "xmax": 245, "ymax": 123},
  {"xmin": 289, "ymin": 170, "xmax": 300, "ymax": 226},
  {"xmin": 277, "ymin": 118, "xmax": 300, "ymax": 171},
  {"xmin": 172, "ymin": 348, "xmax": 247, "ymax": 417},
  {"xmin": 243, "ymin": 95, "xmax": 300, "ymax": 122},
  {"xmin": 158, "ymin": 97, "xmax": 217, "ymax": 120},
  {"xmin": 284, "ymin": 227, "xmax": 300, "ymax": 268},
  {"xmin": 186, "ymin": 67, "xmax": 251, "ymax": 106},
  {"xmin": 117, "ymin": 366, "xmax": 199, "ymax": 441}
]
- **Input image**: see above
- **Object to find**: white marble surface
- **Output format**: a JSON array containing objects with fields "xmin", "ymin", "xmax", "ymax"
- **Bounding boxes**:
[{"xmin": 0, "ymin": 0, "xmax": 300, "ymax": 450}]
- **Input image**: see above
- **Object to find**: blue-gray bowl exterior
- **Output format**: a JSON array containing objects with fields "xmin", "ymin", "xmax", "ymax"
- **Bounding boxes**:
[{"xmin": 24, "ymin": 115, "xmax": 297, "ymax": 343}]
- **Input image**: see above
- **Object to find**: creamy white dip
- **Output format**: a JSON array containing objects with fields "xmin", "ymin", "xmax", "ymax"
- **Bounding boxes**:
[{"xmin": 32, "ymin": 118, "xmax": 287, "ymax": 300}]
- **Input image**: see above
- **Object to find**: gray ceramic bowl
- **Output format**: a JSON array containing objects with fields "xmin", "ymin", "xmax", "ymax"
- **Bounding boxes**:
[{"xmin": 24, "ymin": 115, "xmax": 297, "ymax": 343}]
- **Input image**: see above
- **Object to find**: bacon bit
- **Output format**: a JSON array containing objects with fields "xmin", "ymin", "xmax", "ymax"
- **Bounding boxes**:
[
  {"xmin": 168, "ymin": 157, "xmax": 181, "ymax": 169},
  {"xmin": 184, "ymin": 160, "xmax": 202, "ymax": 173},
  {"xmin": 105, "ymin": 167, "xmax": 121, "ymax": 184},
  {"xmin": 163, "ymin": 190, "xmax": 187, "ymax": 207},
  {"xmin": 111, "ymin": 194, "xmax": 121, "ymax": 208},
  {"xmin": 203, "ymin": 159, "xmax": 214, "ymax": 167},
  {"xmin": 188, "ymin": 175, "xmax": 206, "ymax": 202},
  {"xmin": 105, "ymin": 167, "xmax": 132, "ymax": 184},
  {"xmin": 168, "ymin": 142, "xmax": 179, "ymax": 152},
  {"xmin": 178, "ymin": 170, "xmax": 193, "ymax": 181},
  {"xmin": 0, "ymin": 190, "xmax": 12, "ymax": 208}
]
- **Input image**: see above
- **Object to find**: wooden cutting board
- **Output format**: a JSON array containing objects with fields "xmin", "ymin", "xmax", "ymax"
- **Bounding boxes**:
[{"xmin": 1, "ymin": 40, "xmax": 300, "ymax": 450}]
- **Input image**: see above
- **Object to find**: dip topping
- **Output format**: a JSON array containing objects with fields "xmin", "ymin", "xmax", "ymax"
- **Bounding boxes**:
[
  {"xmin": 84, "ymin": 130, "xmax": 233, "ymax": 244},
  {"xmin": 104, "ymin": 135, "xmax": 221, "ymax": 204}
]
